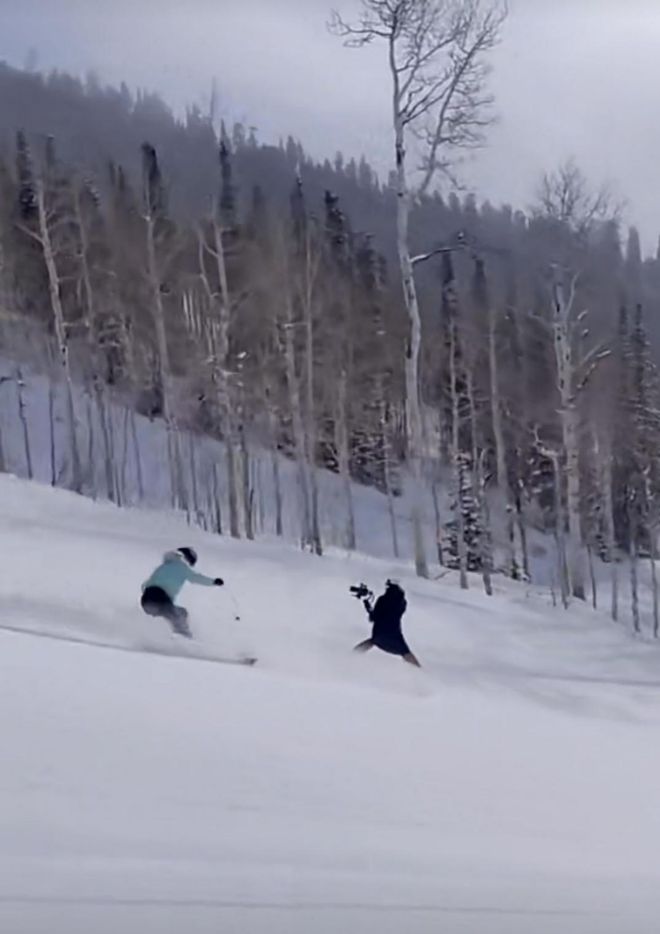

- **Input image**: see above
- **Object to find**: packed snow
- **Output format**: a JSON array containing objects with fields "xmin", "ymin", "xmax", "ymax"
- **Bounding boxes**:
[{"xmin": 2, "ymin": 475, "xmax": 660, "ymax": 933}]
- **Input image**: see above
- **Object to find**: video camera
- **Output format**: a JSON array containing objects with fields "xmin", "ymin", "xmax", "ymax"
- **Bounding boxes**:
[{"xmin": 350, "ymin": 583, "xmax": 373, "ymax": 602}]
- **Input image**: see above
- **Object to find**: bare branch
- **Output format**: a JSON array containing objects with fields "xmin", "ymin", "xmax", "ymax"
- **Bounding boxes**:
[
  {"xmin": 534, "ymin": 158, "xmax": 621, "ymax": 238},
  {"xmin": 14, "ymin": 222, "xmax": 44, "ymax": 245},
  {"xmin": 331, "ymin": 0, "xmax": 507, "ymax": 193},
  {"xmin": 575, "ymin": 345, "xmax": 611, "ymax": 393},
  {"xmin": 411, "ymin": 244, "xmax": 458, "ymax": 265}
]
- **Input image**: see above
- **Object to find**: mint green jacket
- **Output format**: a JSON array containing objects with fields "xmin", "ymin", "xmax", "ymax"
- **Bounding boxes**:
[{"xmin": 142, "ymin": 552, "xmax": 216, "ymax": 601}]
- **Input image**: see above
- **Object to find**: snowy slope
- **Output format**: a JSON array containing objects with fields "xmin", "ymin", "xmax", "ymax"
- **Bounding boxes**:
[
  {"xmin": 0, "ymin": 360, "xmax": 429, "ymax": 560},
  {"xmin": 2, "ymin": 476, "xmax": 660, "ymax": 934}
]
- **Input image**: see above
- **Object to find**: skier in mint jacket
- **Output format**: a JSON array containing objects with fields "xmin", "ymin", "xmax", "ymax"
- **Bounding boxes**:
[{"xmin": 141, "ymin": 547, "xmax": 224, "ymax": 637}]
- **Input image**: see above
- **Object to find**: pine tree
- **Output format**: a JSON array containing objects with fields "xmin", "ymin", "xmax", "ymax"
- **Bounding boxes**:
[{"xmin": 219, "ymin": 138, "xmax": 237, "ymax": 230}]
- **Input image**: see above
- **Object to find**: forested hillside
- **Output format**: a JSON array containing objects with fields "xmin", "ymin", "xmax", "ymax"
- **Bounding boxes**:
[{"xmin": 1, "ymin": 59, "xmax": 660, "ymax": 627}]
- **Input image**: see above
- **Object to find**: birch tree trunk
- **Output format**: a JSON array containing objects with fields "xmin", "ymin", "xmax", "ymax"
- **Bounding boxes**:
[
  {"xmin": 478, "ymin": 451, "xmax": 494, "ymax": 596},
  {"xmin": 15, "ymin": 369, "xmax": 33, "ymax": 480},
  {"xmin": 86, "ymin": 394, "xmax": 95, "ymax": 496},
  {"xmin": 394, "ymin": 107, "xmax": 427, "ymax": 578},
  {"xmin": 120, "ymin": 405, "xmax": 130, "ymax": 503},
  {"xmin": 600, "ymin": 437, "xmax": 618, "ymax": 622},
  {"xmin": 515, "ymin": 481, "xmax": 531, "ymax": 582},
  {"xmin": 283, "ymin": 317, "xmax": 312, "ymax": 550},
  {"xmin": 379, "ymin": 391, "xmax": 399, "ymax": 559},
  {"xmin": 239, "ymin": 423, "xmax": 254, "ymax": 541},
  {"xmin": 336, "ymin": 368, "xmax": 356, "ymax": 551},
  {"xmin": 129, "ymin": 408, "xmax": 144, "ymax": 502},
  {"xmin": 48, "ymin": 380, "xmax": 57, "ymax": 487},
  {"xmin": 489, "ymin": 304, "xmax": 517, "ymax": 577},
  {"xmin": 188, "ymin": 432, "xmax": 199, "ymax": 520},
  {"xmin": 265, "ymin": 386, "xmax": 284, "ymax": 537},
  {"xmin": 650, "ymin": 528, "xmax": 659, "ymax": 638},
  {"xmin": 36, "ymin": 180, "xmax": 82, "ymax": 493},
  {"xmin": 630, "ymin": 511, "xmax": 640, "ymax": 634},
  {"xmin": 302, "ymin": 233, "xmax": 322, "ymax": 557},
  {"xmin": 431, "ymin": 477, "xmax": 444, "ymax": 567},
  {"xmin": 211, "ymin": 221, "xmax": 241, "ymax": 539},
  {"xmin": 552, "ymin": 277, "xmax": 585, "ymax": 599},
  {"xmin": 587, "ymin": 545, "xmax": 597, "ymax": 609},
  {"xmin": 212, "ymin": 463, "xmax": 223, "ymax": 535}
]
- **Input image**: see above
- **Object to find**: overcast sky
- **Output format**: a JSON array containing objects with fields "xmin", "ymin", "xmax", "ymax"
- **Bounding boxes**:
[{"xmin": 2, "ymin": 0, "xmax": 660, "ymax": 250}]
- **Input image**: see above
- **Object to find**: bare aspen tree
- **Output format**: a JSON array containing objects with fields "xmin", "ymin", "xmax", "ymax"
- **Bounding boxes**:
[
  {"xmin": 302, "ymin": 241, "xmax": 323, "ymax": 557},
  {"xmin": 188, "ymin": 431, "xmax": 200, "ymax": 521},
  {"xmin": 263, "ymin": 375, "xmax": 284, "ymax": 537},
  {"xmin": 211, "ymin": 211, "xmax": 242, "ymax": 538},
  {"xmin": 336, "ymin": 368, "xmax": 357, "ymax": 549},
  {"xmin": 14, "ymin": 368, "xmax": 33, "ymax": 480},
  {"xmin": 550, "ymin": 270, "xmax": 610, "ymax": 600},
  {"xmin": 537, "ymin": 159, "xmax": 614, "ymax": 242},
  {"xmin": 650, "ymin": 525, "xmax": 659, "ymax": 638},
  {"xmin": 477, "ymin": 448, "xmax": 493, "ymax": 595},
  {"xmin": 0, "ymin": 376, "xmax": 10, "ymax": 474},
  {"xmin": 280, "ymin": 293, "xmax": 314, "ymax": 550},
  {"xmin": 195, "ymin": 137, "xmax": 247, "ymax": 539},
  {"xmin": 19, "ymin": 176, "xmax": 83, "ymax": 492},
  {"xmin": 487, "ymin": 298, "xmax": 517, "ymax": 577},
  {"xmin": 596, "ymin": 431, "xmax": 618, "ymax": 622},
  {"xmin": 130, "ymin": 408, "xmax": 144, "ymax": 503},
  {"xmin": 290, "ymin": 179, "xmax": 323, "ymax": 556},
  {"xmin": 269, "ymin": 223, "xmax": 315, "ymax": 547},
  {"xmin": 213, "ymin": 464, "xmax": 223, "ymax": 535},
  {"xmin": 533, "ymin": 426, "xmax": 570, "ymax": 609},
  {"xmin": 331, "ymin": 0, "xmax": 506, "ymax": 578},
  {"xmin": 238, "ymin": 419, "xmax": 255, "ymax": 541},
  {"xmin": 379, "ymin": 387, "xmax": 400, "ymax": 558},
  {"xmin": 48, "ymin": 377, "xmax": 57, "ymax": 487},
  {"xmin": 628, "ymin": 490, "xmax": 641, "ymax": 634},
  {"xmin": 430, "ymin": 472, "xmax": 444, "ymax": 565},
  {"xmin": 197, "ymin": 222, "xmax": 241, "ymax": 538}
]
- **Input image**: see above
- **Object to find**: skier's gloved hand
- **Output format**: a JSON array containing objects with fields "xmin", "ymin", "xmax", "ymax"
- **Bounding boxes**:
[{"xmin": 214, "ymin": 578, "xmax": 224, "ymax": 586}]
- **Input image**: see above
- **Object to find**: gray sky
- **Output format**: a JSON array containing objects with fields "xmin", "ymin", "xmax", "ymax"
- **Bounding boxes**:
[{"xmin": 2, "ymin": 0, "xmax": 660, "ymax": 250}]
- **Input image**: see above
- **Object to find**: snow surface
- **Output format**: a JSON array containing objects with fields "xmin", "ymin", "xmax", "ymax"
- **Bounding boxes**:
[{"xmin": 2, "ymin": 476, "xmax": 660, "ymax": 933}]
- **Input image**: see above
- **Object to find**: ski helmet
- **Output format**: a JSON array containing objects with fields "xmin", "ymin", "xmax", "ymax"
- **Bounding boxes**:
[{"xmin": 177, "ymin": 546, "xmax": 198, "ymax": 567}]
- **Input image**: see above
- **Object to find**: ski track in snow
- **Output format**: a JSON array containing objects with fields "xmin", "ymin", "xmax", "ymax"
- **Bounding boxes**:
[{"xmin": 2, "ymin": 476, "xmax": 660, "ymax": 933}]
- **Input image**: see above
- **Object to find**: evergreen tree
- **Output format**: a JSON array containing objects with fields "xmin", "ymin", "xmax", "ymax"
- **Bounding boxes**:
[
  {"xmin": 219, "ymin": 138, "xmax": 237, "ymax": 230},
  {"xmin": 16, "ymin": 130, "xmax": 36, "ymax": 220}
]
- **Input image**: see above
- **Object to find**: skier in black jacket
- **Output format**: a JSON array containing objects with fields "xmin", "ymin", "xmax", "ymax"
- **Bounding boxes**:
[{"xmin": 353, "ymin": 579, "xmax": 421, "ymax": 667}]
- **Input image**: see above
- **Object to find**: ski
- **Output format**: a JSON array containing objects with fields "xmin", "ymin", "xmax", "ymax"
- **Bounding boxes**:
[{"xmin": 141, "ymin": 642, "xmax": 257, "ymax": 666}]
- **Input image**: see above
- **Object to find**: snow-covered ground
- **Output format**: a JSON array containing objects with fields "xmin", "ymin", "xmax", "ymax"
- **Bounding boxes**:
[{"xmin": 2, "ymin": 476, "xmax": 660, "ymax": 934}]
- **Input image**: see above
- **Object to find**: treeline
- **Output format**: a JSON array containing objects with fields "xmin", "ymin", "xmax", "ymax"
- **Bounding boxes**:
[{"xmin": 1, "ymin": 64, "xmax": 660, "ymax": 631}]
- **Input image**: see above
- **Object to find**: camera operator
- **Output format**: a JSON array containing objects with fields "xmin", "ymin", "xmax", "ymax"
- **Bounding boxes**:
[{"xmin": 352, "ymin": 579, "xmax": 421, "ymax": 668}]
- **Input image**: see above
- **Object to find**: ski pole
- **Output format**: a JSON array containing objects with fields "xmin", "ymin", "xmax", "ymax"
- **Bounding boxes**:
[{"xmin": 224, "ymin": 583, "xmax": 243, "ymax": 621}]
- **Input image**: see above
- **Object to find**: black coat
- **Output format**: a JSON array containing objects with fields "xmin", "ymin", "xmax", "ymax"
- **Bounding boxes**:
[{"xmin": 369, "ymin": 588, "xmax": 410, "ymax": 656}]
